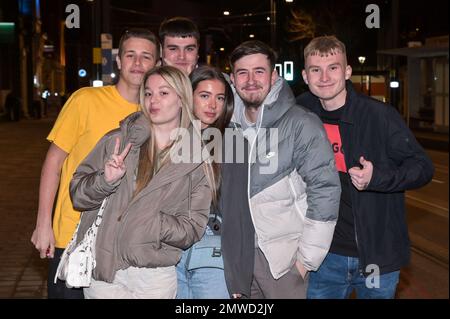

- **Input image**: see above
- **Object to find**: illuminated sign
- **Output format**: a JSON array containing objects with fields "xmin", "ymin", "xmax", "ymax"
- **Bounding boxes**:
[
  {"xmin": 275, "ymin": 61, "xmax": 294, "ymax": 81},
  {"xmin": 390, "ymin": 81, "xmax": 399, "ymax": 88},
  {"xmin": 0, "ymin": 23, "xmax": 15, "ymax": 44},
  {"xmin": 93, "ymin": 80, "xmax": 103, "ymax": 87},
  {"xmin": 283, "ymin": 61, "xmax": 294, "ymax": 81},
  {"xmin": 78, "ymin": 69, "xmax": 87, "ymax": 78}
]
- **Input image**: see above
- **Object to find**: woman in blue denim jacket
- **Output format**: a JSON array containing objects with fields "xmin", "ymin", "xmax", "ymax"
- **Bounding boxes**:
[{"xmin": 176, "ymin": 66, "xmax": 234, "ymax": 299}]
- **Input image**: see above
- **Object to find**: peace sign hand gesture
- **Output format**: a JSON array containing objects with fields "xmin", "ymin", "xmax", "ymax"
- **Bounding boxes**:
[{"xmin": 104, "ymin": 137, "xmax": 132, "ymax": 184}]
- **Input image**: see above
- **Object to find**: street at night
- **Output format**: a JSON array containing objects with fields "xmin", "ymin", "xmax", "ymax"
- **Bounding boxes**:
[{"xmin": 0, "ymin": 0, "xmax": 448, "ymax": 303}]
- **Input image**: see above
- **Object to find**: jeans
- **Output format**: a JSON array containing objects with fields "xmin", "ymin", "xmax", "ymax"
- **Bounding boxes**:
[
  {"xmin": 176, "ymin": 228, "xmax": 229, "ymax": 299},
  {"xmin": 48, "ymin": 248, "xmax": 84, "ymax": 299},
  {"xmin": 307, "ymin": 252, "xmax": 400, "ymax": 299}
]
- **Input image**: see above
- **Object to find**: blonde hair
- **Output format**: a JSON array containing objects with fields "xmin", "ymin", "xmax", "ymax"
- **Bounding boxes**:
[
  {"xmin": 135, "ymin": 65, "xmax": 217, "ymax": 203},
  {"xmin": 304, "ymin": 36, "xmax": 347, "ymax": 64}
]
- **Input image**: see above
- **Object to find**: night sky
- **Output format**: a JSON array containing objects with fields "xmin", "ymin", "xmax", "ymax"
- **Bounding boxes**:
[
  {"xmin": 34, "ymin": 0, "xmax": 448, "ymax": 93},
  {"xmin": 51, "ymin": 1, "xmax": 447, "ymax": 59}
]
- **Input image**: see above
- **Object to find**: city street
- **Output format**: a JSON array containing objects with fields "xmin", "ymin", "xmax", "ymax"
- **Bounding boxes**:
[{"xmin": 0, "ymin": 116, "xmax": 448, "ymax": 299}]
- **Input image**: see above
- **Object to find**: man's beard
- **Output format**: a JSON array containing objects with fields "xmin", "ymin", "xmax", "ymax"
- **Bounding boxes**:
[
  {"xmin": 243, "ymin": 99, "xmax": 262, "ymax": 109},
  {"xmin": 239, "ymin": 84, "xmax": 270, "ymax": 109}
]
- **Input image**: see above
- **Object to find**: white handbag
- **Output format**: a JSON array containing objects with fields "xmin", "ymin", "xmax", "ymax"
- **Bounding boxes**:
[{"xmin": 54, "ymin": 197, "xmax": 108, "ymax": 288}]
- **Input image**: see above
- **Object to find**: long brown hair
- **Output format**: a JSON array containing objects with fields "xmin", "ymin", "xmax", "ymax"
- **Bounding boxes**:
[
  {"xmin": 189, "ymin": 66, "xmax": 234, "ymax": 203},
  {"xmin": 134, "ymin": 66, "xmax": 217, "ymax": 202}
]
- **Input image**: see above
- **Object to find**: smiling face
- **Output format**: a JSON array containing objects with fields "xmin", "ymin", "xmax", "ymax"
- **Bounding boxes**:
[
  {"xmin": 230, "ymin": 53, "xmax": 277, "ymax": 108},
  {"xmin": 116, "ymin": 37, "xmax": 158, "ymax": 89},
  {"xmin": 162, "ymin": 36, "xmax": 199, "ymax": 75},
  {"xmin": 144, "ymin": 74, "xmax": 181, "ymax": 127},
  {"xmin": 193, "ymin": 79, "xmax": 226, "ymax": 129},
  {"xmin": 302, "ymin": 50, "xmax": 352, "ymax": 110}
]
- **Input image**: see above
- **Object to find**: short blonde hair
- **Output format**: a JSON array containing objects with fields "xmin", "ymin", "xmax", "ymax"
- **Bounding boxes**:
[{"xmin": 304, "ymin": 36, "xmax": 347, "ymax": 64}]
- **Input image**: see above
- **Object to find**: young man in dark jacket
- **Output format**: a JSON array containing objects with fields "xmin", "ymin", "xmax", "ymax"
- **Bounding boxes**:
[
  {"xmin": 297, "ymin": 35, "xmax": 434, "ymax": 299},
  {"xmin": 159, "ymin": 17, "xmax": 199, "ymax": 75}
]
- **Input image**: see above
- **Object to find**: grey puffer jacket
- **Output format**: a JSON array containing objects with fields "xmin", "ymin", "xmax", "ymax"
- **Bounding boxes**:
[
  {"xmin": 70, "ymin": 112, "xmax": 211, "ymax": 283},
  {"xmin": 229, "ymin": 77, "xmax": 341, "ymax": 279}
]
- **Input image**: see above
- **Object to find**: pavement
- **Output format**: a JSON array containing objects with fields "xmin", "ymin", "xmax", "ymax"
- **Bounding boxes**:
[
  {"xmin": 0, "ymin": 118, "xmax": 51, "ymax": 298},
  {"xmin": 413, "ymin": 130, "xmax": 449, "ymax": 152},
  {"xmin": 0, "ymin": 115, "xmax": 448, "ymax": 299}
]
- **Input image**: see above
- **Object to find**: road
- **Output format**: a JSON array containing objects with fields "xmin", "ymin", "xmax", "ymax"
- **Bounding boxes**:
[
  {"xmin": 0, "ymin": 117, "xmax": 447, "ymax": 298},
  {"xmin": 398, "ymin": 149, "xmax": 449, "ymax": 298}
]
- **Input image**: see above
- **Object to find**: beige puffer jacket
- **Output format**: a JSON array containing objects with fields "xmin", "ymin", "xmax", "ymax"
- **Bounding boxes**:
[{"xmin": 70, "ymin": 112, "xmax": 211, "ymax": 283}]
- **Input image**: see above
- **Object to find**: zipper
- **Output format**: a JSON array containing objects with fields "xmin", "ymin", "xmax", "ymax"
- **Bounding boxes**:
[
  {"xmin": 247, "ymin": 104, "xmax": 265, "ymax": 250},
  {"xmin": 113, "ymin": 147, "xmax": 139, "ymax": 269},
  {"xmin": 114, "ymin": 205, "xmax": 129, "ymax": 268},
  {"xmin": 341, "ymin": 121, "xmax": 364, "ymax": 272},
  {"xmin": 346, "ymin": 156, "xmax": 364, "ymax": 272},
  {"xmin": 352, "ymin": 184, "xmax": 364, "ymax": 273},
  {"xmin": 353, "ymin": 196, "xmax": 363, "ymax": 273}
]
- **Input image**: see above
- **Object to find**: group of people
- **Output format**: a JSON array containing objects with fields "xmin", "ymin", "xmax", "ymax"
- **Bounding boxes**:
[{"xmin": 31, "ymin": 17, "xmax": 434, "ymax": 299}]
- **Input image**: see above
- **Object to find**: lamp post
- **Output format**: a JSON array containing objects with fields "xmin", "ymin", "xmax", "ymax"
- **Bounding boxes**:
[
  {"xmin": 358, "ymin": 56, "xmax": 366, "ymax": 93},
  {"xmin": 270, "ymin": 0, "xmax": 277, "ymax": 48}
]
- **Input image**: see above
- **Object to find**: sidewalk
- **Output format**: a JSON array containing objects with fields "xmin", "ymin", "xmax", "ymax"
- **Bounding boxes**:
[{"xmin": 0, "ymin": 118, "xmax": 53, "ymax": 298}]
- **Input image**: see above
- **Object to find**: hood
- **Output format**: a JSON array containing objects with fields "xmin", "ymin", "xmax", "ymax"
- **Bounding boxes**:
[
  {"xmin": 119, "ymin": 111, "xmax": 150, "ymax": 149},
  {"xmin": 230, "ymin": 76, "xmax": 296, "ymax": 129},
  {"xmin": 117, "ymin": 112, "xmax": 206, "ymax": 204}
]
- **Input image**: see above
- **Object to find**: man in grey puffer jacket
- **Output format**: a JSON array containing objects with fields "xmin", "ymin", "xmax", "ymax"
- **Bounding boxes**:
[{"xmin": 221, "ymin": 40, "xmax": 341, "ymax": 299}]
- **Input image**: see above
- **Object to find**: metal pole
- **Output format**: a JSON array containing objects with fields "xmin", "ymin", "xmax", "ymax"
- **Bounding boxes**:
[{"xmin": 270, "ymin": 0, "xmax": 276, "ymax": 48}]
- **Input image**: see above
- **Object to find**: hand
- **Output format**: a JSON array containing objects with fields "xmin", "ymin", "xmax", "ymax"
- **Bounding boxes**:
[
  {"xmin": 31, "ymin": 224, "xmax": 55, "ymax": 259},
  {"xmin": 348, "ymin": 156, "xmax": 373, "ymax": 191},
  {"xmin": 185, "ymin": 63, "xmax": 197, "ymax": 76},
  {"xmin": 104, "ymin": 137, "xmax": 132, "ymax": 184},
  {"xmin": 295, "ymin": 260, "xmax": 308, "ymax": 280}
]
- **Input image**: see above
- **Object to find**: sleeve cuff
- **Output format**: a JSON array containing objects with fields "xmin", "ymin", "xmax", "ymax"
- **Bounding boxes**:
[{"xmin": 98, "ymin": 169, "xmax": 121, "ymax": 193}]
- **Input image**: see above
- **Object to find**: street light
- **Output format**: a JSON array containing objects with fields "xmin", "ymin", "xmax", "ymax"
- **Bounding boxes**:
[
  {"xmin": 223, "ymin": 11, "xmax": 230, "ymax": 16},
  {"xmin": 358, "ymin": 56, "xmax": 366, "ymax": 92},
  {"xmin": 390, "ymin": 80, "xmax": 399, "ymax": 88}
]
